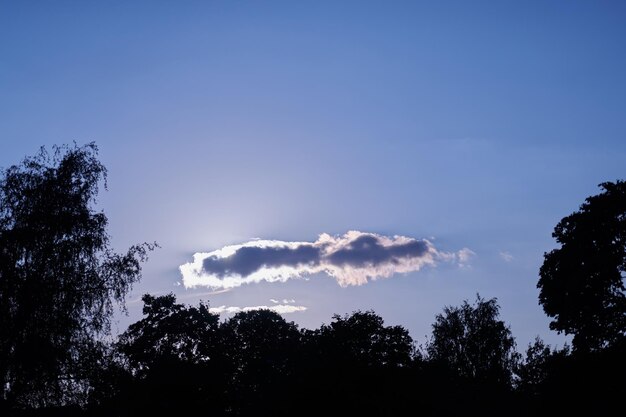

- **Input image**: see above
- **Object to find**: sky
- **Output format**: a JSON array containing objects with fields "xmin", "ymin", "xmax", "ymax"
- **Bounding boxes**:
[{"xmin": 1, "ymin": 0, "xmax": 625, "ymax": 349}]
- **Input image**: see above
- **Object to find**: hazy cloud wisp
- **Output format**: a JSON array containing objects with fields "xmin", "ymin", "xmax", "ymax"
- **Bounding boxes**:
[
  {"xmin": 500, "ymin": 251, "xmax": 514, "ymax": 262},
  {"xmin": 209, "ymin": 304, "xmax": 307, "ymax": 315},
  {"xmin": 180, "ymin": 231, "xmax": 471, "ymax": 289}
]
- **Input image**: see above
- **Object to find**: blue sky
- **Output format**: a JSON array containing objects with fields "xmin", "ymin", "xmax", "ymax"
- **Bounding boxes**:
[{"xmin": 2, "ymin": 1, "xmax": 625, "ymax": 349}]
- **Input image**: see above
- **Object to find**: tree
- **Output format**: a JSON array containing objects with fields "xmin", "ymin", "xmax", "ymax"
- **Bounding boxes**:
[
  {"xmin": 427, "ymin": 294, "xmax": 519, "ymax": 386},
  {"xmin": 117, "ymin": 294, "xmax": 221, "ymax": 374},
  {"xmin": 115, "ymin": 294, "xmax": 225, "ymax": 415},
  {"xmin": 220, "ymin": 309, "xmax": 301, "ymax": 415},
  {"xmin": 314, "ymin": 310, "xmax": 414, "ymax": 368},
  {"xmin": 516, "ymin": 337, "xmax": 570, "ymax": 396},
  {"xmin": 538, "ymin": 180, "xmax": 626, "ymax": 352},
  {"xmin": 299, "ymin": 311, "xmax": 415, "ymax": 417},
  {"xmin": 0, "ymin": 143, "xmax": 154, "ymax": 407}
]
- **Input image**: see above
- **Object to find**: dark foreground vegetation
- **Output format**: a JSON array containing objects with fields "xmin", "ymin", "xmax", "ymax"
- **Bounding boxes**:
[{"xmin": 1, "ymin": 144, "xmax": 625, "ymax": 416}]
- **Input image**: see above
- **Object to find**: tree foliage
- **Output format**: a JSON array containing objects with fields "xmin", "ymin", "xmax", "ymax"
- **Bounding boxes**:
[
  {"xmin": 538, "ymin": 180, "xmax": 626, "ymax": 351},
  {"xmin": 220, "ymin": 309, "xmax": 301, "ymax": 416},
  {"xmin": 114, "ymin": 294, "xmax": 224, "ymax": 415},
  {"xmin": 117, "ymin": 294, "xmax": 220, "ymax": 374},
  {"xmin": 516, "ymin": 337, "xmax": 570, "ymax": 396},
  {"xmin": 0, "ymin": 143, "xmax": 154, "ymax": 407},
  {"xmin": 294, "ymin": 311, "xmax": 416, "ymax": 417},
  {"xmin": 315, "ymin": 310, "xmax": 414, "ymax": 368},
  {"xmin": 427, "ymin": 294, "xmax": 519, "ymax": 386}
]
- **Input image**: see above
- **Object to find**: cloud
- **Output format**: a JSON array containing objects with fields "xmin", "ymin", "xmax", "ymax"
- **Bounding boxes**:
[
  {"xmin": 457, "ymin": 248, "xmax": 475, "ymax": 263},
  {"xmin": 456, "ymin": 247, "xmax": 476, "ymax": 268},
  {"xmin": 270, "ymin": 298, "xmax": 295, "ymax": 304},
  {"xmin": 209, "ymin": 304, "xmax": 307, "ymax": 315},
  {"xmin": 180, "ymin": 231, "xmax": 471, "ymax": 289},
  {"xmin": 499, "ymin": 251, "xmax": 514, "ymax": 262}
]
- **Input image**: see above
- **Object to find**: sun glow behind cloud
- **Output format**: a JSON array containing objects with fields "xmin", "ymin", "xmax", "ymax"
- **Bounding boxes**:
[{"xmin": 180, "ymin": 231, "xmax": 472, "ymax": 289}]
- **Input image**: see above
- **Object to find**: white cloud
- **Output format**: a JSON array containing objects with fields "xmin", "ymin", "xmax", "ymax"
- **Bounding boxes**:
[
  {"xmin": 209, "ymin": 304, "xmax": 307, "ymax": 315},
  {"xmin": 180, "ymin": 230, "xmax": 469, "ymax": 289},
  {"xmin": 456, "ymin": 248, "xmax": 476, "ymax": 267},
  {"xmin": 269, "ymin": 298, "xmax": 295, "ymax": 304},
  {"xmin": 499, "ymin": 251, "xmax": 514, "ymax": 262}
]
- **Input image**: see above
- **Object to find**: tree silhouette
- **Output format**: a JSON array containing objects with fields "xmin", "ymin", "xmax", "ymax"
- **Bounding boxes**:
[
  {"xmin": 515, "ymin": 337, "xmax": 626, "ymax": 415},
  {"xmin": 314, "ymin": 310, "xmax": 414, "ymax": 368},
  {"xmin": 115, "ymin": 294, "xmax": 226, "ymax": 416},
  {"xmin": 516, "ymin": 337, "xmax": 570, "ymax": 396},
  {"xmin": 538, "ymin": 180, "xmax": 626, "ymax": 352},
  {"xmin": 0, "ymin": 143, "xmax": 154, "ymax": 408},
  {"xmin": 427, "ymin": 294, "xmax": 519, "ymax": 386},
  {"xmin": 299, "ymin": 310, "xmax": 415, "ymax": 417},
  {"xmin": 220, "ymin": 309, "xmax": 301, "ymax": 416},
  {"xmin": 117, "ymin": 294, "xmax": 220, "ymax": 371}
]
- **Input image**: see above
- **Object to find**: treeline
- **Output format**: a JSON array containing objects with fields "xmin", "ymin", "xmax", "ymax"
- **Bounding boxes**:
[
  {"xmin": 1, "ymin": 144, "xmax": 625, "ymax": 416},
  {"xmin": 98, "ymin": 293, "xmax": 625, "ymax": 416},
  {"xmin": 6, "ymin": 293, "xmax": 626, "ymax": 417},
  {"xmin": 104, "ymin": 293, "xmax": 519, "ymax": 416}
]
